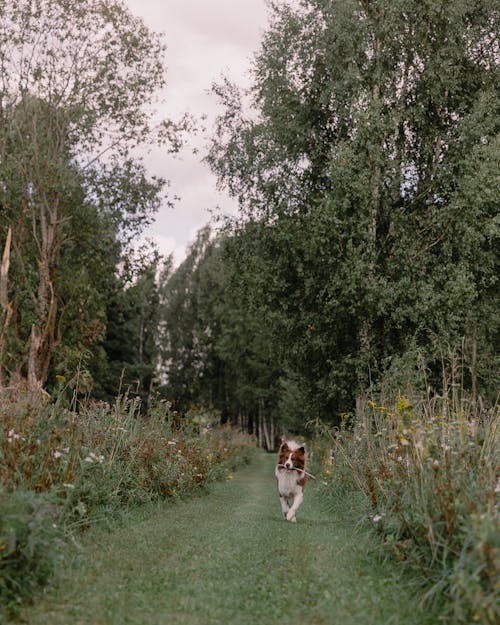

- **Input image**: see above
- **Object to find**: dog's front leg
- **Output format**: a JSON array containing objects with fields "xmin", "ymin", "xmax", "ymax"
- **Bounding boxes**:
[
  {"xmin": 279, "ymin": 495, "xmax": 290, "ymax": 518},
  {"xmin": 286, "ymin": 490, "xmax": 303, "ymax": 523}
]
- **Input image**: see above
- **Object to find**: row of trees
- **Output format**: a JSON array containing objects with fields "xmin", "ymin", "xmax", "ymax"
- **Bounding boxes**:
[
  {"xmin": 1, "ymin": 0, "xmax": 498, "ymax": 433},
  {"xmin": 0, "ymin": 0, "xmax": 179, "ymax": 400},
  {"xmin": 161, "ymin": 0, "xmax": 499, "ymax": 434}
]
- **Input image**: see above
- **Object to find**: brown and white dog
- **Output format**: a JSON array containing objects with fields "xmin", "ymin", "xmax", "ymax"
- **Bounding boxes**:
[{"xmin": 275, "ymin": 441, "xmax": 307, "ymax": 523}]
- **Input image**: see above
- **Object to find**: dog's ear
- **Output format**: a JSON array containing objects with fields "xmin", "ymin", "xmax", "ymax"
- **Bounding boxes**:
[
  {"xmin": 298, "ymin": 446, "xmax": 305, "ymax": 454},
  {"xmin": 280, "ymin": 441, "xmax": 289, "ymax": 452}
]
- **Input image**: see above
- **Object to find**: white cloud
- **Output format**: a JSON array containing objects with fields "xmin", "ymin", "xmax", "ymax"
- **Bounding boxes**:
[{"xmin": 124, "ymin": 0, "xmax": 269, "ymax": 264}]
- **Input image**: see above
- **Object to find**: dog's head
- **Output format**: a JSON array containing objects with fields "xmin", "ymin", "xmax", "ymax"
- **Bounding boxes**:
[{"xmin": 278, "ymin": 441, "xmax": 306, "ymax": 471}]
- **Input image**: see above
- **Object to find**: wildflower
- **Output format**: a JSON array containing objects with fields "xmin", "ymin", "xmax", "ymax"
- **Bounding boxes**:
[
  {"xmin": 55, "ymin": 374, "xmax": 65, "ymax": 381},
  {"xmin": 167, "ymin": 440, "xmax": 177, "ymax": 445},
  {"xmin": 324, "ymin": 469, "xmax": 331, "ymax": 476},
  {"xmin": 63, "ymin": 483, "xmax": 75, "ymax": 489},
  {"xmin": 196, "ymin": 473, "xmax": 203, "ymax": 478},
  {"xmin": 399, "ymin": 436, "xmax": 410, "ymax": 446},
  {"xmin": 227, "ymin": 475, "xmax": 234, "ymax": 480},
  {"xmin": 373, "ymin": 513, "xmax": 385, "ymax": 523},
  {"xmin": 53, "ymin": 450, "xmax": 63, "ymax": 459},
  {"xmin": 432, "ymin": 459, "xmax": 440, "ymax": 469},
  {"xmin": 7, "ymin": 429, "xmax": 21, "ymax": 443},
  {"xmin": 397, "ymin": 397, "xmax": 409, "ymax": 412}
]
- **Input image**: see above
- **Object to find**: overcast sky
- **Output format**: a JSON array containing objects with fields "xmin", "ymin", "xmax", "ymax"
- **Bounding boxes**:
[{"xmin": 124, "ymin": 0, "xmax": 269, "ymax": 264}]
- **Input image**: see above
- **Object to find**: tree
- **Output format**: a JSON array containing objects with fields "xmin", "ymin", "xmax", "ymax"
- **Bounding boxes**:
[
  {"xmin": 207, "ymin": 0, "xmax": 499, "ymax": 422},
  {"xmin": 0, "ymin": 0, "xmax": 185, "ymax": 389}
]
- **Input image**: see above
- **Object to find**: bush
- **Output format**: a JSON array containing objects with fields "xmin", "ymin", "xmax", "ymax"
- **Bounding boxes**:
[
  {"xmin": 321, "ymin": 397, "xmax": 499, "ymax": 624},
  {"xmin": 0, "ymin": 390, "xmax": 256, "ymax": 615},
  {"xmin": 0, "ymin": 490, "xmax": 63, "ymax": 620}
]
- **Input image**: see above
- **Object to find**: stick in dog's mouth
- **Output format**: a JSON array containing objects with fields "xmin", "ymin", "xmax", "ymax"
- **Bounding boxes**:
[{"xmin": 277, "ymin": 464, "xmax": 317, "ymax": 479}]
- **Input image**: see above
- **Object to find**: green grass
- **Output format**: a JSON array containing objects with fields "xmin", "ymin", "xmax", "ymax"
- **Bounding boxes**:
[{"xmin": 22, "ymin": 453, "xmax": 440, "ymax": 625}]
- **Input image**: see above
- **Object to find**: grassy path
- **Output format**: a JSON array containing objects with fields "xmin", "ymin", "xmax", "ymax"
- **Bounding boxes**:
[{"xmin": 23, "ymin": 453, "xmax": 437, "ymax": 625}]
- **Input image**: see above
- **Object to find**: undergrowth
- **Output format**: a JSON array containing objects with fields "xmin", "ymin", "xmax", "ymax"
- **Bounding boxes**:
[
  {"xmin": 315, "ymin": 394, "xmax": 499, "ymax": 625},
  {"xmin": 0, "ymin": 390, "xmax": 255, "ymax": 620}
]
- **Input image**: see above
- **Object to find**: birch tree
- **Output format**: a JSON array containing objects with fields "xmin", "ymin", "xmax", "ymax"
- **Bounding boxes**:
[{"xmin": 0, "ymin": 0, "xmax": 183, "ymax": 388}]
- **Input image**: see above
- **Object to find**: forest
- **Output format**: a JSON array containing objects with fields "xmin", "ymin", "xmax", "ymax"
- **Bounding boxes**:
[
  {"xmin": 1, "ymin": 0, "xmax": 498, "ymax": 433},
  {"xmin": 0, "ymin": 1, "xmax": 498, "ymax": 623}
]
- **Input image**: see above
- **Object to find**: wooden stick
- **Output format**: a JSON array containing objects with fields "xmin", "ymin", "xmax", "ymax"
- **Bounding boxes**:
[{"xmin": 277, "ymin": 464, "xmax": 317, "ymax": 480}]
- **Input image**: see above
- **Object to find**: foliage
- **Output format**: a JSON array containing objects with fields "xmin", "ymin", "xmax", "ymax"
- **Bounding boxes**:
[
  {"xmin": 320, "ymin": 389, "xmax": 499, "ymax": 624},
  {"xmin": 0, "ymin": 0, "xmax": 186, "ymax": 391},
  {"xmin": 0, "ymin": 389, "xmax": 256, "ymax": 615},
  {"xmin": 0, "ymin": 490, "xmax": 62, "ymax": 620},
  {"xmin": 200, "ymin": 0, "xmax": 499, "ymax": 426}
]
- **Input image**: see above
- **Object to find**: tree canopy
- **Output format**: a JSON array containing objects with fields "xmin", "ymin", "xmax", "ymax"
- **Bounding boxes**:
[
  {"xmin": 159, "ymin": 0, "xmax": 499, "ymax": 432},
  {"xmin": 0, "ymin": 0, "xmax": 183, "ymax": 394}
]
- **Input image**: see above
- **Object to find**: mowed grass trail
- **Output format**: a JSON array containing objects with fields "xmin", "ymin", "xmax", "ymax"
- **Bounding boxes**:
[{"xmin": 23, "ymin": 453, "xmax": 438, "ymax": 625}]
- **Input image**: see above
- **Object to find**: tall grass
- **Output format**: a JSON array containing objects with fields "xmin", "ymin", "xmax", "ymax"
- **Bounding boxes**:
[
  {"xmin": 322, "ymin": 392, "xmax": 499, "ymax": 624},
  {"xmin": 0, "ymin": 389, "xmax": 255, "ymax": 618}
]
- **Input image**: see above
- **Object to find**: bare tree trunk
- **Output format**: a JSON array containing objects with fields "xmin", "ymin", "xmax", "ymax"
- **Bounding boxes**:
[
  {"xmin": 470, "ymin": 330, "xmax": 477, "ymax": 418},
  {"xmin": 258, "ymin": 402, "xmax": 264, "ymax": 448},
  {"xmin": 0, "ymin": 227, "xmax": 13, "ymax": 387}
]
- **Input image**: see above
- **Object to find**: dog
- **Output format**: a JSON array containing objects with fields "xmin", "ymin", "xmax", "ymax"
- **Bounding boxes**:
[{"xmin": 275, "ymin": 440, "xmax": 307, "ymax": 523}]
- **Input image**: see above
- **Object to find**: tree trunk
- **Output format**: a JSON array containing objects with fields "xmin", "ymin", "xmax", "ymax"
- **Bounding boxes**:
[{"xmin": 0, "ymin": 227, "xmax": 13, "ymax": 387}]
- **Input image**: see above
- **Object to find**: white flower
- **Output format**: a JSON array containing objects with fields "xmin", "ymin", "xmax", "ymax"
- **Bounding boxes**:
[
  {"xmin": 7, "ymin": 429, "xmax": 21, "ymax": 442},
  {"xmin": 53, "ymin": 450, "xmax": 63, "ymax": 459},
  {"xmin": 167, "ymin": 440, "xmax": 177, "ymax": 445},
  {"xmin": 63, "ymin": 483, "xmax": 75, "ymax": 489},
  {"xmin": 373, "ymin": 513, "xmax": 385, "ymax": 523}
]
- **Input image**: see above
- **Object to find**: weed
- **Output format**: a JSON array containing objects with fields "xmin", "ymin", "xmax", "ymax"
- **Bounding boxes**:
[
  {"xmin": 320, "ymin": 396, "xmax": 499, "ymax": 624},
  {"xmin": 0, "ymin": 389, "xmax": 256, "ymax": 616}
]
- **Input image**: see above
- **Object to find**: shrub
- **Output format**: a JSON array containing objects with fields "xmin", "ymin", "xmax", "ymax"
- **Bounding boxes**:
[
  {"xmin": 0, "ymin": 490, "xmax": 62, "ymax": 620},
  {"xmin": 0, "ymin": 389, "xmax": 256, "ymax": 614},
  {"xmin": 322, "ymin": 397, "xmax": 499, "ymax": 624}
]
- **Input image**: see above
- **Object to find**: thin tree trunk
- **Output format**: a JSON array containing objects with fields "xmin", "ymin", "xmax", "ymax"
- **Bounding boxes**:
[
  {"xmin": 470, "ymin": 327, "xmax": 477, "ymax": 418},
  {"xmin": 0, "ymin": 227, "xmax": 13, "ymax": 387}
]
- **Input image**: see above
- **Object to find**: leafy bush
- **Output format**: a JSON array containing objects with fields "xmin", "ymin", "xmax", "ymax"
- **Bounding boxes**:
[
  {"xmin": 0, "ymin": 390, "xmax": 256, "ymax": 615},
  {"xmin": 321, "ymin": 397, "xmax": 499, "ymax": 624},
  {"xmin": 0, "ymin": 490, "xmax": 62, "ymax": 620}
]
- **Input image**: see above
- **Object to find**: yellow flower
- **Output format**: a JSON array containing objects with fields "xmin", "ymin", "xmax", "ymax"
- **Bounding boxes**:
[
  {"xmin": 227, "ymin": 475, "xmax": 234, "ymax": 480},
  {"xmin": 55, "ymin": 374, "xmax": 65, "ymax": 381},
  {"xmin": 397, "ymin": 397, "xmax": 409, "ymax": 412}
]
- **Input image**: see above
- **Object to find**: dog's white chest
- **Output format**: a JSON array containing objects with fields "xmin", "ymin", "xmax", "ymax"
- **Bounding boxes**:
[{"xmin": 276, "ymin": 468, "xmax": 301, "ymax": 497}]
